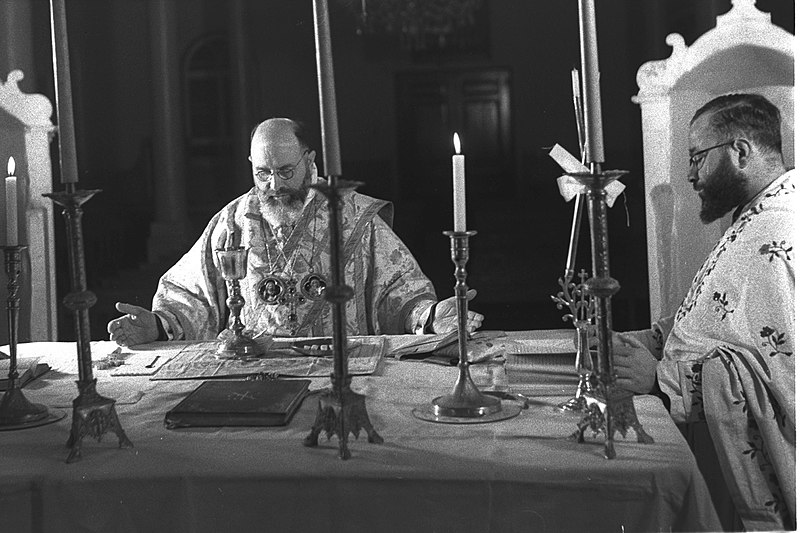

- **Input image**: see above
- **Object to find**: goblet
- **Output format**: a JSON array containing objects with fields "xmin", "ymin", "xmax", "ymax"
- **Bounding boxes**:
[{"xmin": 216, "ymin": 246, "xmax": 263, "ymax": 359}]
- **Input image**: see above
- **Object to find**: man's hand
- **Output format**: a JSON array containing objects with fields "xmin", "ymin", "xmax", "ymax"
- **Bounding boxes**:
[
  {"xmin": 107, "ymin": 302, "xmax": 159, "ymax": 346},
  {"xmin": 613, "ymin": 332, "xmax": 658, "ymax": 394},
  {"xmin": 430, "ymin": 289, "xmax": 484, "ymax": 334}
]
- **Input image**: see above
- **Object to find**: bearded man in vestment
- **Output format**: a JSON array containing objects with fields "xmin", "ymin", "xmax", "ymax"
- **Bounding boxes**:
[
  {"xmin": 108, "ymin": 118, "xmax": 483, "ymax": 344},
  {"xmin": 614, "ymin": 93, "xmax": 795, "ymax": 530}
]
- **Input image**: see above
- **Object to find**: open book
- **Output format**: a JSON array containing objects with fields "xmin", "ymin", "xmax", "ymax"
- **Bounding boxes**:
[{"xmin": 0, "ymin": 357, "xmax": 51, "ymax": 391}]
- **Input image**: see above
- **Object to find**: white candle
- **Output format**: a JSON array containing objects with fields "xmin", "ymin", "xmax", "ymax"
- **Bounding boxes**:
[
  {"xmin": 50, "ymin": 0, "xmax": 80, "ymax": 183},
  {"xmin": 6, "ymin": 157, "xmax": 18, "ymax": 246},
  {"xmin": 452, "ymin": 133, "xmax": 466, "ymax": 232},
  {"xmin": 578, "ymin": 0, "xmax": 605, "ymax": 163},
  {"xmin": 312, "ymin": 0, "xmax": 342, "ymax": 177}
]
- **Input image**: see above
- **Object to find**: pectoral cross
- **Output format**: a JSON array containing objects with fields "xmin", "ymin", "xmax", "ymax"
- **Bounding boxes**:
[{"xmin": 277, "ymin": 276, "xmax": 306, "ymax": 336}]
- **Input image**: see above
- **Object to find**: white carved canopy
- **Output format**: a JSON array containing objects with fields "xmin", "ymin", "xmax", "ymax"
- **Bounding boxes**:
[
  {"xmin": 632, "ymin": 0, "xmax": 794, "ymax": 322},
  {"xmin": 0, "ymin": 69, "xmax": 58, "ymax": 341}
]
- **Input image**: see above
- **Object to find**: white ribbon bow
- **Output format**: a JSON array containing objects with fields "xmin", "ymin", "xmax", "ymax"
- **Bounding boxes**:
[{"xmin": 548, "ymin": 144, "xmax": 625, "ymax": 207}]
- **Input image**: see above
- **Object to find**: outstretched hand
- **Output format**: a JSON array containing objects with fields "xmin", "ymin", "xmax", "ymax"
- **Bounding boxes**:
[
  {"xmin": 430, "ymin": 289, "xmax": 484, "ymax": 334},
  {"xmin": 613, "ymin": 332, "xmax": 658, "ymax": 394},
  {"xmin": 107, "ymin": 302, "xmax": 159, "ymax": 347}
]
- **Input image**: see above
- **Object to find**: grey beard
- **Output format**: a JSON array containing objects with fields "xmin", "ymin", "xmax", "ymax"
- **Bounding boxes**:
[{"xmin": 258, "ymin": 187, "xmax": 308, "ymax": 228}]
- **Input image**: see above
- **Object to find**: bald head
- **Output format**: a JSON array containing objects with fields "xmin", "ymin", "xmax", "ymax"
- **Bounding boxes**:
[{"xmin": 249, "ymin": 118, "xmax": 316, "ymax": 207}]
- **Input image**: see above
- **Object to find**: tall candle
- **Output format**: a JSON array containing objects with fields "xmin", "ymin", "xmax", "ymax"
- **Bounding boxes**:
[
  {"xmin": 6, "ymin": 157, "xmax": 18, "ymax": 246},
  {"xmin": 452, "ymin": 133, "xmax": 466, "ymax": 232},
  {"xmin": 312, "ymin": 0, "xmax": 342, "ymax": 177},
  {"xmin": 50, "ymin": 0, "xmax": 79, "ymax": 183},
  {"xmin": 578, "ymin": 0, "xmax": 605, "ymax": 163}
]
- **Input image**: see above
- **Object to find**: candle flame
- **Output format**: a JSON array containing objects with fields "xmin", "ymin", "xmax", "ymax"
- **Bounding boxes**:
[
  {"xmin": 453, "ymin": 133, "xmax": 462, "ymax": 155},
  {"xmin": 7, "ymin": 157, "xmax": 14, "ymax": 176}
]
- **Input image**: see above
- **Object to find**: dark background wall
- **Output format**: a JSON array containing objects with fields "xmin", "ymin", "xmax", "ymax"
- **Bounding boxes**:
[{"xmin": 12, "ymin": 0, "xmax": 794, "ymax": 340}]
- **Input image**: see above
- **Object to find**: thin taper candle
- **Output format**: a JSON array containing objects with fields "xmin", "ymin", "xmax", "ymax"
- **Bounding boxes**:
[
  {"xmin": 578, "ymin": 0, "xmax": 605, "ymax": 163},
  {"xmin": 6, "ymin": 158, "xmax": 18, "ymax": 247},
  {"xmin": 452, "ymin": 133, "xmax": 466, "ymax": 232},
  {"xmin": 312, "ymin": 0, "xmax": 342, "ymax": 177},
  {"xmin": 571, "ymin": 68, "xmax": 586, "ymax": 164},
  {"xmin": 49, "ymin": 0, "xmax": 80, "ymax": 184}
]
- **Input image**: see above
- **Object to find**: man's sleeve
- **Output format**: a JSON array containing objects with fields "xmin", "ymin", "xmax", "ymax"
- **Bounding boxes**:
[
  {"xmin": 152, "ymin": 213, "xmax": 230, "ymax": 340},
  {"xmin": 366, "ymin": 216, "xmax": 437, "ymax": 334}
]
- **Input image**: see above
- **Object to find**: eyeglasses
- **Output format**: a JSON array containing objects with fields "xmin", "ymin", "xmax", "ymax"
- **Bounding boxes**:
[
  {"xmin": 254, "ymin": 151, "xmax": 308, "ymax": 182},
  {"xmin": 688, "ymin": 140, "xmax": 735, "ymax": 171}
]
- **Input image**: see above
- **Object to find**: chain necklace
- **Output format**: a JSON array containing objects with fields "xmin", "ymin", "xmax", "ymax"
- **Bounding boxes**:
[{"xmin": 256, "ymin": 198, "xmax": 327, "ymax": 335}]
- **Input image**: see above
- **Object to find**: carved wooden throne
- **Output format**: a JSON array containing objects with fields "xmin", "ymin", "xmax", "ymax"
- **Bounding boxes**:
[
  {"xmin": 632, "ymin": 0, "xmax": 794, "ymax": 321},
  {"xmin": 0, "ymin": 70, "xmax": 58, "ymax": 342}
]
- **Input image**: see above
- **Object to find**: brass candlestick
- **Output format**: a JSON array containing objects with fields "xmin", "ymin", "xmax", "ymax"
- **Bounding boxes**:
[
  {"xmin": 216, "ymin": 246, "xmax": 263, "ymax": 359},
  {"xmin": 413, "ymin": 231, "xmax": 521, "ymax": 423},
  {"xmin": 566, "ymin": 167, "xmax": 653, "ymax": 458},
  {"xmin": 45, "ymin": 187, "xmax": 132, "ymax": 462},
  {"xmin": 551, "ymin": 269, "xmax": 596, "ymax": 412},
  {"xmin": 303, "ymin": 177, "xmax": 383, "ymax": 459},
  {"xmin": 0, "ymin": 246, "xmax": 50, "ymax": 428}
]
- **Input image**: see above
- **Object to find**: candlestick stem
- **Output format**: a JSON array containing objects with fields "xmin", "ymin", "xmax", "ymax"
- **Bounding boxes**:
[
  {"xmin": 0, "ymin": 246, "xmax": 50, "ymax": 427},
  {"xmin": 45, "ymin": 189, "xmax": 132, "ymax": 461},
  {"xmin": 304, "ymin": 178, "xmax": 383, "ymax": 459},
  {"xmin": 567, "ymin": 167, "xmax": 653, "ymax": 457}
]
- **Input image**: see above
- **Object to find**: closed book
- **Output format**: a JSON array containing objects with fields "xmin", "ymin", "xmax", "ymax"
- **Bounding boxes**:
[{"xmin": 164, "ymin": 379, "xmax": 311, "ymax": 429}]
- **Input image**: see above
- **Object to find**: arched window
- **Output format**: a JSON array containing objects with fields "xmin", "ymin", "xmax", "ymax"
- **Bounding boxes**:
[{"xmin": 182, "ymin": 34, "xmax": 233, "ymax": 226}]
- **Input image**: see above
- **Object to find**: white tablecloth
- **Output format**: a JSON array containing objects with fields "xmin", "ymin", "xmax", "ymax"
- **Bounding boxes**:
[{"xmin": 0, "ymin": 337, "xmax": 722, "ymax": 532}]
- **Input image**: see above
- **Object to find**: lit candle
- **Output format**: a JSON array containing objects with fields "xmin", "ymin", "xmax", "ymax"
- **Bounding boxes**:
[
  {"xmin": 6, "ymin": 157, "xmax": 18, "ymax": 246},
  {"xmin": 578, "ymin": 0, "xmax": 605, "ymax": 163},
  {"xmin": 452, "ymin": 133, "xmax": 466, "ymax": 232}
]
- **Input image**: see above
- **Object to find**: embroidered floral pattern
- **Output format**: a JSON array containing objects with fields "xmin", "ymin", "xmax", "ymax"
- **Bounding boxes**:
[
  {"xmin": 760, "ymin": 326, "xmax": 793, "ymax": 357},
  {"xmin": 712, "ymin": 291, "xmax": 734, "ymax": 320},
  {"xmin": 686, "ymin": 361, "xmax": 705, "ymax": 421},
  {"xmin": 675, "ymin": 204, "xmax": 763, "ymax": 322},
  {"xmin": 759, "ymin": 240, "xmax": 793, "ymax": 262},
  {"xmin": 742, "ymin": 416, "xmax": 790, "ymax": 525}
]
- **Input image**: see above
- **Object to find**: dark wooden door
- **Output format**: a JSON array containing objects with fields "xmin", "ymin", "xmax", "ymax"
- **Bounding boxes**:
[{"xmin": 395, "ymin": 68, "xmax": 512, "ymax": 201}]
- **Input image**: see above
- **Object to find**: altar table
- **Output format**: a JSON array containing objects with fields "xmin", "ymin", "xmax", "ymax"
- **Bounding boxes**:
[{"xmin": 1, "ymin": 335, "xmax": 722, "ymax": 532}]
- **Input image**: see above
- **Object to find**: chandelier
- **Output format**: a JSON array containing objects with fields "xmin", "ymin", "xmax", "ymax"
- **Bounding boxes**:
[{"xmin": 341, "ymin": 0, "xmax": 486, "ymax": 52}]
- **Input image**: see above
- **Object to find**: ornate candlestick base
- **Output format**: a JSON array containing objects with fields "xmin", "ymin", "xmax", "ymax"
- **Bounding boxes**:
[
  {"xmin": 45, "ymin": 187, "xmax": 132, "ymax": 461},
  {"xmin": 0, "ymin": 245, "xmax": 52, "ymax": 429},
  {"xmin": 570, "ymin": 387, "xmax": 655, "ymax": 459},
  {"xmin": 216, "ymin": 247, "xmax": 263, "ymax": 360},
  {"xmin": 66, "ymin": 379, "xmax": 133, "ymax": 463},
  {"xmin": 414, "ymin": 231, "xmax": 520, "ymax": 423},
  {"xmin": 303, "ymin": 374, "xmax": 384, "ymax": 459},
  {"xmin": 0, "ymin": 388, "xmax": 49, "ymax": 426}
]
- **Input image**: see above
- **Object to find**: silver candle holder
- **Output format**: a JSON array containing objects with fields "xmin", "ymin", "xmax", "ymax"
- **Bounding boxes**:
[
  {"xmin": 0, "ymin": 245, "xmax": 51, "ymax": 428},
  {"xmin": 413, "ymin": 231, "xmax": 521, "ymax": 423},
  {"xmin": 216, "ymin": 246, "xmax": 263, "ymax": 359}
]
